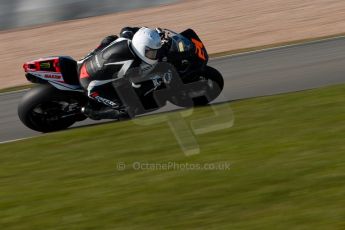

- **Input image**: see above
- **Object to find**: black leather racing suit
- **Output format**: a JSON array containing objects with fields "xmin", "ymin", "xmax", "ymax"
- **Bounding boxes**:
[{"xmin": 78, "ymin": 27, "xmax": 142, "ymax": 116}]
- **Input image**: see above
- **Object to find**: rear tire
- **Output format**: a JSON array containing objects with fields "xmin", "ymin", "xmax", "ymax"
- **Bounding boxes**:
[{"xmin": 18, "ymin": 84, "xmax": 86, "ymax": 132}]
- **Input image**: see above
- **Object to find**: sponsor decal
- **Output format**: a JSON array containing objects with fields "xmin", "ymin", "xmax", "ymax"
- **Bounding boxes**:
[
  {"xmin": 149, "ymin": 70, "xmax": 172, "ymax": 87},
  {"xmin": 191, "ymin": 38, "xmax": 206, "ymax": 61},
  {"xmin": 95, "ymin": 55, "xmax": 101, "ymax": 68},
  {"xmin": 90, "ymin": 91, "xmax": 99, "ymax": 98},
  {"xmin": 40, "ymin": 62, "xmax": 51, "ymax": 68},
  {"xmin": 178, "ymin": 42, "xmax": 185, "ymax": 52},
  {"xmin": 150, "ymin": 75, "xmax": 162, "ymax": 88},
  {"xmin": 95, "ymin": 96, "xmax": 119, "ymax": 107},
  {"xmin": 45, "ymin": 74, "xmax": 62, "ymax": 80},
  {"xmin": 163, "ymin": 70, "xmax": 172, "ymax": 84}
]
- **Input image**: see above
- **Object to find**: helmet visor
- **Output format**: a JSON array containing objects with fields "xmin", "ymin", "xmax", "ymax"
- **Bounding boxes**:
[{"xmin": 145, "ymin": 47, "xmax": 158, "ymax": 60}]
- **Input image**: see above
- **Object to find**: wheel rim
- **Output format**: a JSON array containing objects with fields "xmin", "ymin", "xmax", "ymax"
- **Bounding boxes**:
[
  {"xmin": 199, "ymin": 76, "xmax": 220, "ymax": 101},
  {"xmin": 29, "ymin": 100, "xmax": 81, "ymax": 128}
]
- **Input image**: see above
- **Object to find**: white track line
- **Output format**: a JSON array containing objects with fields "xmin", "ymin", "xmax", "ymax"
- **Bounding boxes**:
[
  {"xmin": 0, "ymin": 88, "xmax": 29, "ymax": 96},
  {"xmin": 0, "ymin": 137, "xmax": 34, "ymax": 145},
  {"xmin": 211, "ymin": 35, "xmax": 345, "ymax": 60}
]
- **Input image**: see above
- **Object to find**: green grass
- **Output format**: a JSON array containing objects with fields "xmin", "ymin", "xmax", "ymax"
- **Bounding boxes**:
[{"xmin": 1, "ymin": 84, "xmax": 345, "ymax": 229}]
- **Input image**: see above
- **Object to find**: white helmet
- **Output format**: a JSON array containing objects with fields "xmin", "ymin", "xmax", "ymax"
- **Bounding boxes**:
[{"xmin": 131, "ymin": 27, "xmax": 162, "ymax": 65}]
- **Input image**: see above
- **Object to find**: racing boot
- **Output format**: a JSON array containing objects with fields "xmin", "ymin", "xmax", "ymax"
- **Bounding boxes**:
[
  {"xmin": 82, "ymin": 106, "xmax": 129, "ymax": 120},
  {"xmin": 81, "ymin": 100, "xmax": 130, "ymax": 120}
]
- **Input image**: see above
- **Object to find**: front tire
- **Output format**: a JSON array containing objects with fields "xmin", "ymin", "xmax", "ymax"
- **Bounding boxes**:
[
  {"xmin": 18, "ymin": 84, "xmax": 86, "ymax": 132},
  {"xmin": 170, "ymin": 66, "xmax": 224, "ymax": 107},
  {"xmin": 192, "ymin": 66, "xmax": 224, "ymax": 106}
]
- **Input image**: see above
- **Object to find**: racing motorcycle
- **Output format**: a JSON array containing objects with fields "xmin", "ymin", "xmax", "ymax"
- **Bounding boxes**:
[{"xmin": 18, "ymin": 29, "xmax": 224, "ymax": 132}]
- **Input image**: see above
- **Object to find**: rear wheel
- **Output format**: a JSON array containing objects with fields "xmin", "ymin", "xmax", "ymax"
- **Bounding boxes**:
[{"xmin": 18, "ymin": 84, "xmax": 87, "ymax": 132}]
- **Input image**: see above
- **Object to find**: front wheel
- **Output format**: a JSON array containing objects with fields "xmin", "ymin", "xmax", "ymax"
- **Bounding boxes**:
[
  {"xmin": 170, "ymin": 66, "xmax": 224, "ymax": 107},
  {"xmin": 18, "ymin": 84, "xmax": 87, "ymax": 132}
]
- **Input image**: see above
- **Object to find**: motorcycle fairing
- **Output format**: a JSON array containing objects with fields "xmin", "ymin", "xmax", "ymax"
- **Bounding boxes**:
[
  {"xmin": 23, "ymin": 56, "xmax": 83, "ymax": 91},
  {"xmin": 180, "ymin": 29, "xmax": 209, "ymax": 63}
]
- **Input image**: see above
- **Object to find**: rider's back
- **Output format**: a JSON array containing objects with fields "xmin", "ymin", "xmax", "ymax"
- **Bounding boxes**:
[{"xmin": 83, "ymin": 38, "xmax": 140, "ymax": 81}]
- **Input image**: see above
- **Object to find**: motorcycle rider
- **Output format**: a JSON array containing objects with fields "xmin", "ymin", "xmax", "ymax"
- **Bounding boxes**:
[{"xmin": 78, "ymin": 26, "xmax": 164, "ymax": 120}]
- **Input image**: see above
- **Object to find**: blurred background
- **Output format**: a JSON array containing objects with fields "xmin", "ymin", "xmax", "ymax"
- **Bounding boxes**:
[{"xmin": 0, "ymin": 0, "xmax": 178, "ymax": 30}]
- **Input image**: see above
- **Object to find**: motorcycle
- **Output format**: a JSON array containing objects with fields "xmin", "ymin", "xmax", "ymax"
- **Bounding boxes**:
[{"xmin": 18, "ymin": 28, "xmax": 224, "ymax": 132}]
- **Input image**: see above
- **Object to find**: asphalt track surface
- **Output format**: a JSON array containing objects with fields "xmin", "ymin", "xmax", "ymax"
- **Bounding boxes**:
[{"xmin": 1, "ymin": 37, "xmax": 345, "ymax": 143}]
